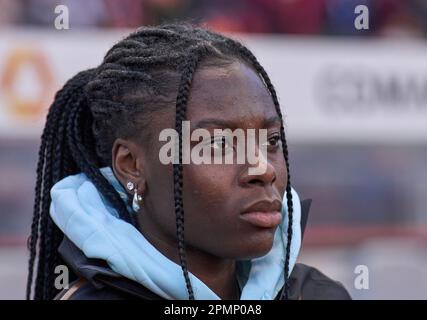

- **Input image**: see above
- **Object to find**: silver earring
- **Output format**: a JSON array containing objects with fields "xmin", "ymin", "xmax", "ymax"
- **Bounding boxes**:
[
  {"xmin": 126, "ymin": 181, "xmax": 134, "ymax": 191},
  {"xmin": 127, "ymin": 181, "xmax": 142, "ymax": 212},
  {"xmin": 132, "ymin": 188, "xmax": 143, "ymax": 212}
]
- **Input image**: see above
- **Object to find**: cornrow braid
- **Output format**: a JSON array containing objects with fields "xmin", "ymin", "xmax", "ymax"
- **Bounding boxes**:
[
  {"xmin": 27, "ymin": 23, "xmax": 294, "ymax": 300},
  {"xmin": 173, "ymin": 54, "xmax": 199, "ymax": 300},
  {"xmin": 172, "ymin": 44, "xmax": 215, "ymax": 300}
]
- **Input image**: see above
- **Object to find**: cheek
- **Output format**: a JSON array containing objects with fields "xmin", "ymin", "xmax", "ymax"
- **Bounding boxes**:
[
  {"xmin": 183, "ymin": 164, "xmax": 235, "ymax": 218},
  {"xmin": 143, "ymin": 162, "xmax": 177, "ymax": 236},
  {"xmin": 182, "ymin": 164, "xmax": 238, "ymax": 244}
]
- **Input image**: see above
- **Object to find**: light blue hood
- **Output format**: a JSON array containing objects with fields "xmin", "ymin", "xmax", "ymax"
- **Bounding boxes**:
[{"xmin": 49, "ymin": 166, "xmax": 302, "ymax": 300}]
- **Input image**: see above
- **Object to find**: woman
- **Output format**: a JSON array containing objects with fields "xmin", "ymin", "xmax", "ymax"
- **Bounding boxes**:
[{"xmin": 26, "ymin": 23, "xmax": 350, "ymax": 300}]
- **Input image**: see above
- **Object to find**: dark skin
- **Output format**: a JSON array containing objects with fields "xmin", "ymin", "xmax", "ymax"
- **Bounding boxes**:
[{"xmin": 112, "ymin": 60, "xmax": 287, "ymax": 300}]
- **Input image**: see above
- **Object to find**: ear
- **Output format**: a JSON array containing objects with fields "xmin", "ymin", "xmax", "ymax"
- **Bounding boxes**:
[{"xmin": 111, "ymin": 138, "xmax": 146, "ymax": 196}]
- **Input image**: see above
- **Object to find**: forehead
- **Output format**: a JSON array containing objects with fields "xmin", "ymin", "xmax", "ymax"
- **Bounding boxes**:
[{"xmin": 186, "ymin": 60, "xmax": 277, "ymax": 128}]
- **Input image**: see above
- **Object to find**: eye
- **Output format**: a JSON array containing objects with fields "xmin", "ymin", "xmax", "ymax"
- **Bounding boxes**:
[
  {"xmin": 264, "ymin": 134, "xmax": 281, "ymax": 150},
  {"xmin": 211, "ymin": 136, "xmax": 232, "ymax": 151}
]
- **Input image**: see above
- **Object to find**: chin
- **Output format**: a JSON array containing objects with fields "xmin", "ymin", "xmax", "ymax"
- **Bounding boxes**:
[{"xmin": 233, "ymin": 231, "xmax": 276, "ymax": 260}]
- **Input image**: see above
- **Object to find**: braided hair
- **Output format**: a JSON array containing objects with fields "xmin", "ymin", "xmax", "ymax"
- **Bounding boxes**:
[{"xmin": 26, "ymin": 23, "xmax": 294, "ymax": 300}]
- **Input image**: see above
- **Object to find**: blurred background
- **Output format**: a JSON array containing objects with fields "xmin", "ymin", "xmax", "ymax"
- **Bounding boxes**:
[{"xmin": 1, "ymin": 0, "xmax": 426, "ymax": 299}]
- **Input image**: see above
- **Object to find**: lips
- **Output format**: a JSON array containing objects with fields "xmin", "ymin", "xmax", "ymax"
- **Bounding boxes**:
[
  {"xmin": 240, "ymin": 211, "xmax": 282, "ymax": 228},
  {"xmin": 240, "ymin": 200, "xmax": 283, "ymax": 228}
]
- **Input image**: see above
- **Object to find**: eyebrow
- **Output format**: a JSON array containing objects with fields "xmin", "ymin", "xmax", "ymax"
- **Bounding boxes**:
[
  {"xmin": 192, "ymin": 115, "xmax": 281, "ymax": 130},
  {"xmin": 192, "ymin": 118, "xmax": 234, "ymax": 130},
  {"xmin": 264, "ymin": 115, "xmax": 281, "ymax": 127}
]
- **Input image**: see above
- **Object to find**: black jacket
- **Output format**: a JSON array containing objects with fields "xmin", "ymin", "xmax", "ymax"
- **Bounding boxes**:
[{"xmin": 54, "ymin": 199, "xmax": 351, "ymax": 300}]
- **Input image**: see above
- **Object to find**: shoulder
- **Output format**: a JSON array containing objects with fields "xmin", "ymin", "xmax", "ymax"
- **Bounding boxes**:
[{"xmin": 288, "ymin": 263, "xmax": 352, "ymax": 300}]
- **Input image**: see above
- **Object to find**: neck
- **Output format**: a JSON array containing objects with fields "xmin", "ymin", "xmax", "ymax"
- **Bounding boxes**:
[
  {"xmin": 138, "ymin": 217, "xmax": 239, "ymax": 300},
  {"xmin": 185, "ymin": 246, "xmax": 239, "ymax": 300}
]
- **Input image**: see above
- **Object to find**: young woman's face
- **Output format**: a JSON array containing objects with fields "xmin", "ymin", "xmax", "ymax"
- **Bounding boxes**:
[{"xmin": 115, "ymin": 60, "xmax": 287, "ymax": 262}]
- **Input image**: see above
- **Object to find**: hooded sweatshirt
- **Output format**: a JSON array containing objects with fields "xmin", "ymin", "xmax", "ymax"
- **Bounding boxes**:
[{"xmin": 49, "ymin": 166, "xmax": 302, "ymax": 300}]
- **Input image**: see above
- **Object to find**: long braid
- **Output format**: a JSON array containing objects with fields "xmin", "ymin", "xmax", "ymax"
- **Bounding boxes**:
[
  {"xmin": 31, "ymin": 71, "xmax": 90, "ymax": 299},
  {"xmin": 173, "ymin": 47, "xmax": 209, "ymax": 300},
  {"xmin": 43, "ymin": 81, "xmax": 80, "ymax": 299},
  {"xmin": 27, "ymin": 71, "xmax": 84, "ymax": 299},
  {"xmin": 27, "ymin": 69, "xmax": 137, "ymax": 299},
  {"xmin": 28, "ymin": 70, "xmax": 94, "ymax": 299},
  {"xmin": 26, "ymin": 109, "xmax": 53, "ymax": 299}
]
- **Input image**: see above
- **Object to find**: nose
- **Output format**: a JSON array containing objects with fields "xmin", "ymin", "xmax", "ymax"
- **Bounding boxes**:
[{"xmin": 238, "ymin": 150, "xmax": 277, "ymax": 187}]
